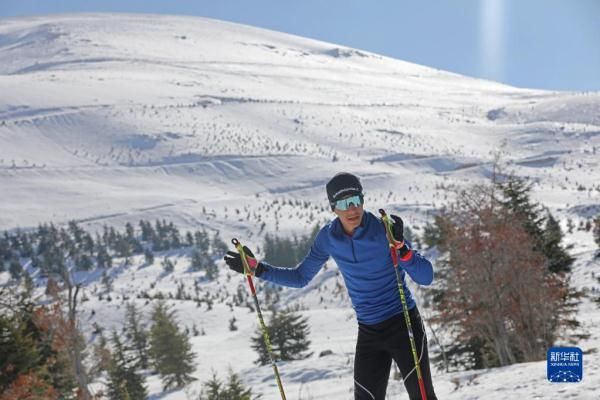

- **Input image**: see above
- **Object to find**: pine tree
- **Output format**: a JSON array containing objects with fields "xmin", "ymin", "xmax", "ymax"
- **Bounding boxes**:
[
  {"xmin": 90, "ymin": 333, "xmax": 112, "ymax": 378},
  {"xmin": 221, "ymin": 371, "xmax": 254, "ymax": 400},
  {"xmin": 107, "ymin": 331, "xmax": 147, "ymax": 400},
  {"xmin": 542, "ymin": 212, "xmax": 574, "ymax": 273},
  {"xmin": 200, "ymin": 372, "xmax": 223, "ymax": 400},
  {"xmin": 211, "ymin": 232, "xmax": 228, "ymax": 258},
  {"xmin": 251, "ymin": 309, "xmax": 312, "ymax": 365},
  {"xmin": 161, "ymin": 257, "xmax": 175, "ymax": 273},
  {"xmin": 195, "ymin": 230, "xmax": 210, "ymax": 253},
  {"xmin": 0, "ymin": 287, "xmax": 76, "ymax": 397},
  {"xmin": 204, "ymin": 259, "xmax": 218, "ymax": 281},
  {"xmin": 139, "ymin": 220, "xmax": 155, "ymax": 242},
  {"xmin": 124, "ymin": 302, "xmax": 149, "ymax": 369},
  {"xmin": 144, "ymin": 248, "xmax": 154, "ymax": 265},
  {"xmin": 186, "ymin": 232, "xmax": 194, "ymax": 247},
  {"xmin": 422, "ymin": 216, "xmax": 446, "ymax": 249},
  {"xmin": 8, "ymin": 258, "xmax": 23, "ymax": 280},
  {"xmin": 498, "ymin": 175, "xmax": 573, "ymax": 272},
  {"xmin": 76, "ymin": 254, "xmax": 93, "ymax": 271},
  {"xmin": 593, "ymin": 215, "xmax": 600, "ymax": 251},
  {"xmin": 23, "ymin": 272, "xmax": 35, "ymax": 297},
  {"xmin": 97, "ymin": 246, "xmax": 112, "ymax": 269},
  {"xmin": 149, "ymin": 302, "xmax": 195, "ymax": 390},
  {"xmin": 199, "ymin": 371, "xmax": 255, "ymax": 400},
  {"xmin": 498, "ymin": 175, "xmax": 544, "ymax": 236},
  {"xmin": 0, "ymin": 311, "xmax": 41, "ymax": 391}
]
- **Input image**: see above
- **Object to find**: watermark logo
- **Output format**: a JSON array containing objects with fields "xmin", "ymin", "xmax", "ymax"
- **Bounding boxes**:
[{"xmin": 547, "ymin": 347, "xmax": 582, "ymax": 383}]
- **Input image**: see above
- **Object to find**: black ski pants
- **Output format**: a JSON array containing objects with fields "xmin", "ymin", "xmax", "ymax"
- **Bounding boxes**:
[{"xmin": 354, "ymin": 307, "xmax": 437, "ymax": 400}]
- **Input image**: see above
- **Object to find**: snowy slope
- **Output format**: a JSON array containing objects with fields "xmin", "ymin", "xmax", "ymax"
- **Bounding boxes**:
[{"xmin": 1, "ymin": 13, "xmax": 600, "ymax": 399}]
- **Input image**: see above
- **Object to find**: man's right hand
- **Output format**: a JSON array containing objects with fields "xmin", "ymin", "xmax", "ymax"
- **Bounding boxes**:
[{"xmin": 224, "ymin": 246, "xmax": 265, "ymax": 277}]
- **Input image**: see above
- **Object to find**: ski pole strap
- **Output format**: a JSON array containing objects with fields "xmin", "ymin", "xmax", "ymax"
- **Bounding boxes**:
[{"xmin": 231, "ymin": 238, "xmax": 258, "ymax": 276}]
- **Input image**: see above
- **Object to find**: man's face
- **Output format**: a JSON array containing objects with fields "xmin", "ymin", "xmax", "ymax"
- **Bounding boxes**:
[{"xmin": 333, "ymin": 195, "xmax": 364, "ymax": 234}]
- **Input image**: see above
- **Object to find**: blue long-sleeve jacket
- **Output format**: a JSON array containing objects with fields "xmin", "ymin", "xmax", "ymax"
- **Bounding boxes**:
[{"xmin": 260, "ymin": 210, "xmax": 434, "ymax": 325}]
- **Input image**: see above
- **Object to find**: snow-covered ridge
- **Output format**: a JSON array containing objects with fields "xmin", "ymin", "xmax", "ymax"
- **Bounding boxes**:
[{"xmin": 1, "ymin": 13, "xmax": 598, "ymax": 235}]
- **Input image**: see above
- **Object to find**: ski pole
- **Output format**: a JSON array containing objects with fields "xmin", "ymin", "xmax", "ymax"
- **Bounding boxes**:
[
  {"xmin": 231, "ymin": 238, "xmax": 287, "ymax": 400},
  {"xmin": 379, "ymin": 209, "xmax": 428, "ymax": 400}
]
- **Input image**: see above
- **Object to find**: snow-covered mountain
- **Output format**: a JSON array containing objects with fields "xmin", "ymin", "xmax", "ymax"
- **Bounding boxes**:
[{"xmin": 1, "ymin": 13, "xmax": 599, "ymax": 399}]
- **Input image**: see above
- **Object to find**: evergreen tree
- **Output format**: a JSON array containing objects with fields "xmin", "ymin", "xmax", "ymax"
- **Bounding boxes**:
[
  {"xmin": 107, "ymin": 331, "xmax": 147, "ymax": 400},
  {"xmin": 19, "ymin": 235, "xmax": 33, "ymax": 258},
  {"xmin": 149, "ymin": 302, "xmax": 195, "ymax": 390},
  {"xmin": 204, "ymin": 259, "xmax": 218, "ymax": 281},
  {"xmin": 68, "ymin": 221, "xmax": 83, "ymax": 245},
  {"xmin": 186, "ymin": 232, "xmax": 194, "ymax": 247},
  {"xmin": 102, "ymin": 270, "xmax": 113, "ymax": 293},
  {"xmin": 8, "ymin": 258, "xmax": 23, "ymax": 280},
  {"xmin": 90, "ymin": 333, "xmax": 112, "ymax": 378},
  {"xmin": 229, "ymin": 317, "xmax": 238, "ymax": 332},
  {"xmin": 139, "ymin": 220, "xmax": 155, "ymax": 242},
  {"xmin": 195, "ymin": 230, "xmax": 210, "ymax": 253},
  {"xmin": 114, "ymin": 235, "xmax": 133, "ymax": 260},
  {"xmin": 264, "ymin": 234, "xmax": 296, "ymax": 267},
  {"xmin": 0, "ymin": 287, "xmax": 76, "ymax": 397},
  {"xmin": 593, "ymin": 215, "xmax": 600, "ymax": 251},
  {"xmin": 144, "ymin": 248, "xmax": 154, "ymax": 265},
  {"xmin": 82, "ymin": 233, "xmax": 95, "ymax": 254},
  {"xmin": 23, "ymin": 272, "xmax": 34, "ymax": 297},
  {"xmin": 161, "ymin": 257, "xmax": 175, "ymax": 273},
  {"xmin": 294, "ymin": 225, "xmax": 320, "ymax": 262},
  {"xmin": 422, "ymin": 216, "xmax": 446, "ymax": 249},
  {"xmin": 190, "ymin": 249, "xmax": 207, "ymax": 272},
  {"xmin": 542, "ymin": 212, "xmax": 574, "ymax": 273},
  {"xmin": 211, "ymin": 232, "xmax": 228, "ymax": 258},
  {"xmin": 498, "ymin": 176, "xmax": 544, "ymax": 236},
  {"xmin": 198, "ymin": 371, "xmax": 256, "ymax": 400},
  {"xmin": 498, "ymin": 175, "xmax": 573, "ymax": 272},
  {"xmin": 0, "ymin": 310, "xmax": 41, "ymax": 390},
  {"xmin": 168, "ymin": 222, "xmax": 182, "ymax": 248},
  {"xmin": 124, "ymin": 302, "xmax": 149, "ymax": 369},
  {"xmin": 263, "ymin": 226, "xmax": 320, "ymax": 268},
  {"xmin": 76, "ymin": 254, "xmax": 93, "ymax": 271},
  {"xmin": 97, "ymin": 246, "xmax": 112, "ymax": 269},
  {"xmin": 251, "ymin": 309, "xmax": 311, "ymax": 365}
]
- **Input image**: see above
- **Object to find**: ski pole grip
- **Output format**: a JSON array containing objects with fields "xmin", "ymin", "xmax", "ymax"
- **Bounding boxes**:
[{"xmin": 232, "ymin": 238, "xmax": 240, "ymax": 246}]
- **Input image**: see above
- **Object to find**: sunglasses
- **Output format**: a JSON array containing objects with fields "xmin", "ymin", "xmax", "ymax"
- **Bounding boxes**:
[{"xmin": 333, "ymin": 194, "xmax": 363, "ymax": 211}]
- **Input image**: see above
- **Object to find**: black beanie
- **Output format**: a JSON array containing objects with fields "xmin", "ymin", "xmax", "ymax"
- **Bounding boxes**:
[{"xmin": 326, "ymin": 173, "xmax": 363, "ymax": 207}]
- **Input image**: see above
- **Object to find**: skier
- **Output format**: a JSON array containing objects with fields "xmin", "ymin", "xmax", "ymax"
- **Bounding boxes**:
[{"xmin": 225, "ymin": 172, "xmax": 438, "ymax": 400}]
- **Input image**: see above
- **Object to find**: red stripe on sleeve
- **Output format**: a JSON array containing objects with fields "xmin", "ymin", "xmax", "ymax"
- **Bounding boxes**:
[{"xmin": 399, "ymin": 249, "xmax": 413, "ymax": 262}]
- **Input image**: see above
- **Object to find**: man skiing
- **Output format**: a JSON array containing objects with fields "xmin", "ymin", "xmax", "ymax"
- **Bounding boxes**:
[{"xmin": 225, "ymin": 172, "xmax": 438, "ymax": 400}]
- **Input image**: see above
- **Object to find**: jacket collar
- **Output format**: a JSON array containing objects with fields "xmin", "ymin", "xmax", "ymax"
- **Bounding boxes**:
[{"xmin": 332, "ymin": 210, "xmax": 371, "ymax": 238}]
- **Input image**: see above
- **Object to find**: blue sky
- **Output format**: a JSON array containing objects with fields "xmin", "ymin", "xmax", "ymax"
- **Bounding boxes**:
[{"xmin": 2, "ymin": 0, "xmax": 599, "ymax": 91}]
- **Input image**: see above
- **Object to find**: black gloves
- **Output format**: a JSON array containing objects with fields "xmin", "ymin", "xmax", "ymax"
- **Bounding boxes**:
[
  {"xmin": 390, "ymin": 214, "xmax": 411, "ymax": 258},
  {"xmin": 390, "ymin": 214, "xmax": 404, "ymax": 243},
  {"xmin": 224, "ymin": 246, "xmax": 265, "ymax": 277}
]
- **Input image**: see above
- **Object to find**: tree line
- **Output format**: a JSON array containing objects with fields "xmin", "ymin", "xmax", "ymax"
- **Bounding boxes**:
[{"xmin": 0, "ymin": 219, "xmax": 229, "ymax": 282}]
